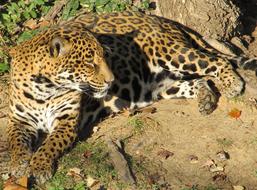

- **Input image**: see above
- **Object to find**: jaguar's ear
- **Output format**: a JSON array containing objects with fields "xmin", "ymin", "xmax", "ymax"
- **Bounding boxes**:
[{"xmin": 49, "ymin": 37, "xmax": 72, "ymax": 58}]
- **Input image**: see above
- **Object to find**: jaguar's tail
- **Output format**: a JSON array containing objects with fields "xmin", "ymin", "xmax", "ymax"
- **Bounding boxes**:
[
  {"xmin": 175, "ymin": 19, "xmax": 257, "ymax": 75},
  {"xmin": 228, "ymin": 56, "xmax": 257, "ymax": 75}
]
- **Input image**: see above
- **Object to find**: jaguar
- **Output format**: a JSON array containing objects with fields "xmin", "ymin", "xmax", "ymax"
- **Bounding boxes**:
[{"xmin": 7, "ymin": 10, "xmax": 257, "ymax": 184}]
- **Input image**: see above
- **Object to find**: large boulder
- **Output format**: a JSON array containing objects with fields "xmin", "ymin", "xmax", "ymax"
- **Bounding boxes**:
[{"xmin": 151, "ymin": 0, "xmax": 244, "ymax": 40}]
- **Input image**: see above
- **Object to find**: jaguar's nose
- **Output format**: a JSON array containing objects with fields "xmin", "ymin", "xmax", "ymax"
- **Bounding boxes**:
[
  {"xmin": 105, "ymin": 80, "xmax": 113, "ymax": 87},
  {"xmin": 98, "ymin": 60, "xmax": 114, "ymax": 83},
  {"xmin": 105, "ymin": 71, "xmax": 114, "ymax": 83}
]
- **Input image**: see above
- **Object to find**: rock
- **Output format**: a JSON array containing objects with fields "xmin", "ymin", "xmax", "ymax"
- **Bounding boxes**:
[{"xmin": 151, "ymin": 0, "xmax": 243, "ymax": 40}]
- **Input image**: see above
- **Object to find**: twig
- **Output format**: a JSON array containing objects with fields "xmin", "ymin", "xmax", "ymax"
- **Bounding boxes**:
[
  {"xmin": 44, "ymin": 0, "xmax": 68, "ymax": 21},
  {"xmin": 106, "ymin": 138, "xmax": 136, "ymax": 186}
]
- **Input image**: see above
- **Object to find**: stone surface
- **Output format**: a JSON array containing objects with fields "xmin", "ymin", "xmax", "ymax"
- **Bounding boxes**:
[{"xmin": 151, "ymin": 0, "xmax": 243, "ymax": 40}]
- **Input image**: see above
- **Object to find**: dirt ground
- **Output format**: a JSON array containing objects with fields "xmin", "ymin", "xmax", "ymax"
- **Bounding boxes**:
[
  {"xmin": 91, "ymin": 87, "xmax": 257, "ymax": 189},
  {"xmin": 0, "ymin": 7, "xmax": 257, "ymax": 190}
]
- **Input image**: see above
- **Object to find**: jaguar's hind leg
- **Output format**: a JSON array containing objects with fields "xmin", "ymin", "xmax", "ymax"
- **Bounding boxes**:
[
  {"xmin": 157, "ymin": 46, "xmax": 244, "ymax": 98},
  {"xmin": 158, "ymin": 79, "xmax": 217, "ymax": 115}
]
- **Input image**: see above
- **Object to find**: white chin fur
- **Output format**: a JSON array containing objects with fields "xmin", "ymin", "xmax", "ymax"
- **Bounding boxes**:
[{"xmin": 93, "ymin": 90, "xmax": 108, "ymax": 99}]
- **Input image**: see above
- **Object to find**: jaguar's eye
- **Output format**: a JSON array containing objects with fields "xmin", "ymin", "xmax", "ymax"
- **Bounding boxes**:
[
  {"xmin": 87, "ymin": 62, "xmax": 95, "ymax": 68},
  {"xmin": 87, "ymin": 62, "xmax": 98, "ymax": 71},
  {"xmin": 92, "ymin": 63, "xmax": 99, "ymax": 71}
]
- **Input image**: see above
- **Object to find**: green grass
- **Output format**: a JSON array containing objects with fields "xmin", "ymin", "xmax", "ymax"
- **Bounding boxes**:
[
  {"xmin": 44, "ymin": 139, "xmax": 164, "ymax": 189},
  {"xmin": 0, "ymin": 50, "xmax": 10, "ymax": 74},
  {"xmin": 205, "ymin": 185, "xmax": 219, "ymax": 190},
  {"xmin": 216, "ymin": 138, "xmax": 233, "ymax": 147},
  {"xmin": 0, "ymin": 179, "xmax": 3, "ymax": 190},
  {"xmin": 128, "ymin": 116, "xmax": 146, "ymax": 134},
  {"xmin": 229, "ymin": 95, "xmax": 245, "ymax": 103},
  {"xmin": 181, "ymin": 185, "xmax": 218, "ymax": 190},
  {"xmin": 182, "ymin": 185, "xmax": 199, "ymax": 190},
  {"xmin": 254, "ymin": 170, "xmax": 257, "ymax": 178},
  {"xmin": 45, "ymin": 141, "xmax": 117, "ymax": 189}
]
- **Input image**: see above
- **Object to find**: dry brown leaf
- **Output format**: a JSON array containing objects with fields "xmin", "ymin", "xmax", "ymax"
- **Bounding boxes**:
[
  {"xmin": 86, "ymin": 175, "xmax": 98, "ymax": 187},
  {"xmin": 137, "ymin": 107, "xmax": 157, "ymax": 114},
  {"xmin": 23, "ymin": 19, "xmax": 38, "ymax": 30},
  {"xmin": 121, "ymin": 108, "xmax": 132, "ymax": 117},
  {"xmin": 212, "ymin": 173, "xmax": 227, "ymax": 182},
  {"xmin": 3, "ymin": 184, "xmax": 28, "ymax": 190},
  {"xmin": 67, "ymin": 167, "xmax": 81, "ymax": 175},
  {"xmin": 210, "ymin": 166, "xmax": 224, "ymax": 172},
  {"xmin": 228, "ymin": 108, "xmax": 241, "ymax": 119},
  {"xmin": 157, "ymin": 149, "xmax": 174, "ymax": 159},
  {"xmin": 202, "ymin": 159, "xmax": 215, "ymax": 168},
  {"xmin": 188, "ymin": 155, "xmax": 199, "ymax": 164},
  {"xmin": 3, "ymin": 176, "xmax": 28, "ymax": 190},
  {"xmin": 233, "ymin": 185, "xmax": 245, "ymax": 190},
  {"xmin": 3, "ymin": 176, "xmax": 16, "ymax": 187},
  {"xmin": 67, "ymin": 167, "xmax": 82, "ymax": 179},
  {"xmin": 147, "ymin": 173, "xmax": 160, "ymax": 185},
  {"xmin": 17, "ymin": 176, "xmax": 28, "ymax": 187},
  {"xmin": 38, "ymin": 20, "xmax": 50, "ymax": 28},
  {"xmin": 83, "ymin": 150, "xmax": 92, "ymax": 159}
]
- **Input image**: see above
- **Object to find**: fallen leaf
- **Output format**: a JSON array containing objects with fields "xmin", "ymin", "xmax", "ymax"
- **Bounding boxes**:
[
  {"xmin": 233, "ymin": 185, "xmax": 245, "ymax": 190},
  {"xmin": 136, "ymin": 107, "xmax": 157, "ymax": 114},
  {"xmin": 3, "ymin": 184, "xmax": 28, "ymax": 190},
  {"xmin": 228, "ymin": 108, "xmax": 241, "ymax": 119},
  {"xmin": 83, "ymin": 150, "xmax": 92, "ymax": 159},
  {"xmin": 38, "ymin": 20, "xmax": 50, "ymax": 28},
  {"xmin": 157, "ymin": 149, "xmax": 174, "ymax": 159},
  {"xmin": 67, "ymin": 167, "xmax": 82, "ymax": 179},
  {"xmin": 210, "ymin": 165, "xmax": 224, "ymax": 172},
  {"xmin": 188, "ymin": 155, "xmax": 199, "ymax": 164},
  {"xmin": 86, "ymin": 175, "xmax": 98, "ymax": 187},
  {"xmin": 3, "ymin": 176, "xmax": 28, "ymax": 190},
  {"xmin": 147, "ymin": 173, "xmax": 160, "ymax": 185},
  {"xmin": 202, "ymin": 159, "xmax": 215, "ymax": 168},
  {"xmin": 3, "ymin": 176, "xmax": 16, "ymax": 187},
  {"xmin": 121, "ymin": 108, "xmax": 132, "ymax": 117},
  {"xmin": 17, "ymin": 176, "xmax": 28, "ymax": 188},
  {"xmin": 212, "ymin": 173, "xmax": 227, "ymax": 182},
  {"xmin": 23, "ymin": 19, "xmax": 38, "ymax": 30}
]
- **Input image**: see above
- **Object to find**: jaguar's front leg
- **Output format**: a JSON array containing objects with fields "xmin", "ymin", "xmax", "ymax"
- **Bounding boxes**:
[
  {"xmin": 7, "ymin": 120, "xmax": 37, "ymax": 178},
  {"xmin": 29, "ymin": 109, "xmax": 79, "ymax": 184}
]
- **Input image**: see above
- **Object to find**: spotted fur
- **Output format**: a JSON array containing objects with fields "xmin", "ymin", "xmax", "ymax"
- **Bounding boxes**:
[{"xmin": 8, "ymin": 11, "xmax": 257, "ymax": 184}]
